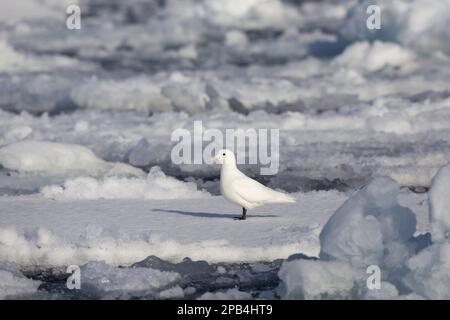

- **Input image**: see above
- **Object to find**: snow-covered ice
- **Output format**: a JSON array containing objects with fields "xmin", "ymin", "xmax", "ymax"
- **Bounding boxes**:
[
  {"xmin": 0, "ymin": 192, "xmax": 345, "ymax": 266},
  {"xmin": 0, "ymin": 0, "xmax": 449, "ymax": 300},
  {"xmin": 0, "ymin": 185, "xmax": 430, "ymax": 299}
]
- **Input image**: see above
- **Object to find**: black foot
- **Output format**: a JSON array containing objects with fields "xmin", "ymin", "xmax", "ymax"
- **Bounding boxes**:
[{"xmin": 233, "ymin": 207, "xmax": 247, "ymax": 220}]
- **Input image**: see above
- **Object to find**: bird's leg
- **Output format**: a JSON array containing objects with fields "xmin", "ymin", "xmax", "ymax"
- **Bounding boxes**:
[{"xmin": 234, "ymin": 207, "xmax": 247, "ymax": 220}]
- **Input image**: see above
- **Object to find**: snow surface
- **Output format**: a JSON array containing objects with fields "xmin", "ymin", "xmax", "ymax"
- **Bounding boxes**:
[
  {"xmin": 0, "ymin": 185, "xmax": 429, "ymax": 299},
  {"xmin": 0, "ymin": 0, "xmax": 449, "ymax": 300},
  {"xmin": 0, "ymin": 192, "xmax": 345, "ymax": 266}
]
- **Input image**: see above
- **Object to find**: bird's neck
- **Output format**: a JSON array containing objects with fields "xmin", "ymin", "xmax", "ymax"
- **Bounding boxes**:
[{"xmin": 221, "ymin": 163, "xmax": 238, "ymax": 176}]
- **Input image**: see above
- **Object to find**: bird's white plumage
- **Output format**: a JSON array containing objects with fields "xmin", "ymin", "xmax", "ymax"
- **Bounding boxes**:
[{"xmin": 214, "ymin": 149, "xmax": 295, "ymax": 210}]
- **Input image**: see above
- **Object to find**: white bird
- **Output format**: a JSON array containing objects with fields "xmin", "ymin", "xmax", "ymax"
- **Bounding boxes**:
[{"xmin": 214, "ymin": 149, "xmax": 296, "ymax": 220}]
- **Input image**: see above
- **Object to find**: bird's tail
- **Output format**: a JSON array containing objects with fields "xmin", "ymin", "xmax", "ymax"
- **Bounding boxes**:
[{"xmin": 272, "ymin": 192, "xmax": 296, "ymax": 203}]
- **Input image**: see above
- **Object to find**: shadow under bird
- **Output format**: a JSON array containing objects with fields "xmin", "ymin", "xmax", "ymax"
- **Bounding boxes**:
[{"xmin": 214, "ymin": 149, "xmax": 296, "ymax": 220}]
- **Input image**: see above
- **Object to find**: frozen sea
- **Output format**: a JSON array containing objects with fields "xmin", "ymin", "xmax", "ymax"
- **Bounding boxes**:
[{"xmin": 1, "ymin": 0, "xmax": 450, "ymax": 299}]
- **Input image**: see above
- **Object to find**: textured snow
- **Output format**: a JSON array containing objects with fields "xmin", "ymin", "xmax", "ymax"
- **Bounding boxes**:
[
  {"xmin": 1, "ymin": 101, "xmax": 450, "ymax": 194},
  {"xmin": 0, "ymin": 0, "xmax": 449, "ymax": 300},
  {"xmin": 0, "ymin": 0, "xmax": 448, "ymax": 192},
  {"xmin": 41, "ymin": 166, "xmax": 209, "ymax": 200}
]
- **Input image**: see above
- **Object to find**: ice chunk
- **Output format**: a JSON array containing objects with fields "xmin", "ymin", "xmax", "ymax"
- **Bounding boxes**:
[
  {"xmin": 0, "ymin": 268, "xmax": 41, "ymax": 299},
  {"xmin": 158, "ymin": 286, "xmax": 185, "ymax": 299},
  {"xmin": 340, "ymin": 0, "xmax": 450, "ymax": 56},
  {"xmin": 70, "ymin": 76, "xmax": 172, "ymax": 113},
  {"xmin": 0, "ymin": 141, "xmax": 144, "ymax": 177},
  {"xmin": 128, "ymin": 138, "xmax": 154, "ymax": 167},
  {"xmin": 4, "ymin": 126, "xmax": 33, "ymax": 141},
  {"xmin": 0, "ymin": 38, "xmax": 91, "ymax": 74},
  {"xmin": 278, "ymin": 177, "xmax": 430, "ymax": 299},
  {"xmin": 197, "ymin": 288, "xmax": 252, "ymax": 300},
  {"xmin": 319, "ymin": 177, "xmax": 416, "ymax": 267},
  {"xmin": 0, "ymin": 73, "xmax": 84, "ymax": 114},
  {"xmin": 278, "ymin": 260, "xmax": 356, "ymax": 299},
  {"xmin": 0, "ymin": 0, "xmax": 77, "ymax": 23},
  {"xmin": 225, "ymin": 30, "xmax": 248, "ymax": 48},
  {"xmin": 364, "ymin": 281, "xmax": 399, "ymax": 299},
  {"xmin": 403, "ymin": 241, "xmax": 450, "ymax": 299},
  {"xmin": 202, "ymin": 0, "xmax": 302, "ymax": 29},
  {"xmin": 0, "ymin": 140, "xmax": 103, "ymax": 174},
  {"xmin": 80, "ymin": 261, "xmax": 180, "ymax": 298},
  {"xmin": 132, "ymin": 256, "xmax": 213, "ymax": 276},
  {"xmin": 333, "ymin": 41, "xmax": 416, "ymax": 72},
  {"xmin": 428, "ymin": 162, "xmax": 450, "ymax": 242}
]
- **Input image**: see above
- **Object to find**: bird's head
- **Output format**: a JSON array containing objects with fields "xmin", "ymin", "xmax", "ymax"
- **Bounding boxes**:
[{"xmin": 214, "ymin": 149, "xmax": 236, "ymax": 165}]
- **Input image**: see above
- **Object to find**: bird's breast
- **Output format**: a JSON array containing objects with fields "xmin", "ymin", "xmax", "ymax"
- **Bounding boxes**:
[{"xmin": 220, "ymin": 171, "xmax": 240, "ymax": 202}]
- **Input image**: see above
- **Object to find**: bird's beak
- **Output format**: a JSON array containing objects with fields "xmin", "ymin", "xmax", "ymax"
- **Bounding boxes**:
[
  {"xmin": 213, "ymin": 153, "xmax": 222, "ymax": 165},
  {"xmin": 213, "ymin": 154, "xmax": 220, "ymax": 164}
]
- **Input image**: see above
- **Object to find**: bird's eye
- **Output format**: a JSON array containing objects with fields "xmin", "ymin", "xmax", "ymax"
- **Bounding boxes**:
[{"xmin": 222, "ymin": 153, "xmax": 226, "ymax": 156}]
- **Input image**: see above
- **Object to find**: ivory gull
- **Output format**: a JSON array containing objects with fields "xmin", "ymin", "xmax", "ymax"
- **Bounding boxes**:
[{"xmin": 214, "ymin": 149, "xmax": 295, "ymax": 220}]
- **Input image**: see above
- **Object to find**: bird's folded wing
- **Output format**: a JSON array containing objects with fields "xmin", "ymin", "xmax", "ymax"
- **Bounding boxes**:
[{"xmin": 230, "ymin": 176, "xmax": 281, "ymax": 204}]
